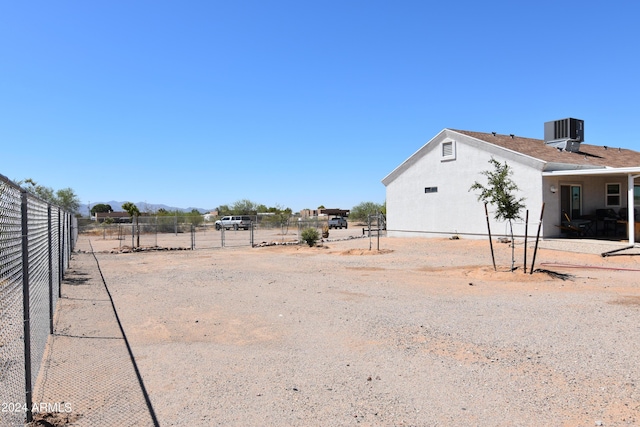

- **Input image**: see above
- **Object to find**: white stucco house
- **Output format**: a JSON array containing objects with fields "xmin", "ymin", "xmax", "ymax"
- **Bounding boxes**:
[{"xmin": 382, "ymin": 120, "xmax": 640, "ymax": 244}]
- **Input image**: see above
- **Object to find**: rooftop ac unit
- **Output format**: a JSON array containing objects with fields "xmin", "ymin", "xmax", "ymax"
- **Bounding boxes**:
[
  {"xmin": 544, "ymin": 118, "xmax": 584, "ymax": 142},
  {"xmin": 544, "ymin": 118, "xmax": 584, "ymax": 152}
]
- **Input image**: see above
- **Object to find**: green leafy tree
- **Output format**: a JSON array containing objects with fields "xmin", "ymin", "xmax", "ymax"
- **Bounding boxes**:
[
  {"xmin": 186, "ymin": 209, "xmax": 204, "ymax": 226},
  {"xmin": 19, "ymin": 179, "xmax": 80, "ymax": 213},
  {"xmin": 272, "ymin": 205, "xmax": 292, "ymax": 233},
  {"xmin": 277, "ymin": 207, "xmax": 292, "ymax": 224},
  {"xmin": 54, "ymin": 188, "xmax": 80, "ymax": 213},
  {"xmin": 19, "ymin": 178, "xmax": 54, "ymax": 203},
  {"xmin": 121, "ymin": 202, "xmax": 141, "ymax": 247},
  {"xmin": 232, "ymin": 199, "xmax": 258, "ymax": 215},
  {"xmin": 155, "ymin": 209, "xmax": 177, "ymax": 233},
  {"xmin": 253, "ymin": 204, "xmax": 293, "ymax": 229},
  {"xmin": 470, "ymin": 158, "xmax": 526, "ymax": 271},
  {"xmin": 121, "ymin": 201, "xmax": 140, "ymax": 217},
  {"xmin": 218, "ymin": 201, "xmax": 292, "ymax": 228},
  {"xmin": 350, "ymin": 201, "xmax": 384, "ymax": 221},
  {"xmin": 91, "ymin": 203, "xmax": 113, "ymax": 215}
]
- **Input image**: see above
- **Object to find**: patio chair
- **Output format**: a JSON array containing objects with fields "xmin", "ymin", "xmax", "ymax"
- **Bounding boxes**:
[
  {"xmin": 617, "ymin": 208, "xmax": 639, "ymax": 237},
  {"xmin": 557, "ymin": 211, "xmax": 593, "ymax": 237},
  {"xmin": 618, "ymin": 208, "xmax": 639, "ymax": 221},
  {"xmin": 595, "ymin": 208, "xmax": 619, "ymax": 236}
]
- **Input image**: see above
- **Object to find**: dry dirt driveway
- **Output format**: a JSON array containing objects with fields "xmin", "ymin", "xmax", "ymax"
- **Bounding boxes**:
[{"xmin": 37, "ymin": 236, "xmax": 640, "ymax": 426}]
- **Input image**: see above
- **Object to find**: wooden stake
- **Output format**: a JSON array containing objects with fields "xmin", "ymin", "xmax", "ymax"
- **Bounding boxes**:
[
  {"xmin": 485, "ymin": 203, "xmax": 496, "ymax": 271},
  {"xmin": 524, "ymin": 210, "xmax": 529, "ymax": 273},
  {"xmin": 530, "ymin": 203, "xmax": 545, "ymax": 274}
]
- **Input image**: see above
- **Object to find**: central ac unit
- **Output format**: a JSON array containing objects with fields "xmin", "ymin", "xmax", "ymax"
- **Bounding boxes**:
[{"xmin": 544, "ymin": 118, "xmax": 584, "ymax": 142}]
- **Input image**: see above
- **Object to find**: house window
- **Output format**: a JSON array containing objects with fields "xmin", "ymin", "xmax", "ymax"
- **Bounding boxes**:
[
  {"xmin": 424, "ymin": 187, "xmax": 438, "ymax": 193},
  {"xmin": 635, "ymin": 185, "xmax": 640, "ymax": 207},
  {"xmin": 441, "ymin": 140, "xmax": 456, "ymax": 161},
  {"xmin": 606, "ymin": 183, "xmax": 621, "ymax": 207}
]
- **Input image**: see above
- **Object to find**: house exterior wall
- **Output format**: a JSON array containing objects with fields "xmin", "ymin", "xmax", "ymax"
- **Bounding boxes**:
[{"xmin": 384, "ymin": 130, "xmax": 545, "ymax": 239}]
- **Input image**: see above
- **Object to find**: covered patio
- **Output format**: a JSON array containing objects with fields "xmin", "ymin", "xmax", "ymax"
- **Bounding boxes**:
[{"xmin": 542, "ymin": 167, "xmax": 640, "ymax": 247}]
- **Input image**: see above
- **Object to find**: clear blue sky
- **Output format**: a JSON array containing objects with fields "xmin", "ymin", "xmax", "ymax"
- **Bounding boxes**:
[{"xmin": 2, "ymin": 1, "xmax": 639, "ymax": 212}]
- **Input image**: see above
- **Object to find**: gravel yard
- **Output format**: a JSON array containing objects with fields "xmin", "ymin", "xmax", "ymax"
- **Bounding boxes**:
[{"xmin": 33, "ymin": 233, "xmax": 640, "ymax": 426}]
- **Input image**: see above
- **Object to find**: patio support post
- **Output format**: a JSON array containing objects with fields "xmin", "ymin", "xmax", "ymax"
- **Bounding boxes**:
[{"xmin": 629, "ymin": 174, "xmax": 640, "ymax": 246}]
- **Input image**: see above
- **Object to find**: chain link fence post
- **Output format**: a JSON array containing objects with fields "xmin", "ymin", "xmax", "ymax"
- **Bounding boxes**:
[
  {"xmin": 58, "ymin": 207, "xmax": 63, "ymax": 291},
  {"xmin": 20, "ymin": 190, "xmax": 34, "ymax": 423},
  {"xmin": 48, "ymin": 205, "xmax": 54, "ymax": 335}
]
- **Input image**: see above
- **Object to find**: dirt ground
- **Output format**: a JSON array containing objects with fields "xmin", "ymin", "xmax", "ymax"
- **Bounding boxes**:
[{"xmin": 32, "ymin": 232, "xmax": 640, "ymax": 426}]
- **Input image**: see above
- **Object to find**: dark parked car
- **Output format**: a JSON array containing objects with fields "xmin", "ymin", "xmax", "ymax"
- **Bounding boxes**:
[{"xmin": 328, "ymin": 216, "xmax": 348, "ymax": 229}]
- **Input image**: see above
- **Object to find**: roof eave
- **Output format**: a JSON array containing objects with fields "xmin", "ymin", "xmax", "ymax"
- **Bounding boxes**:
[
  {"xmin": 381, "ymin": 128, "xmax": 450, "ymax": 186},
  {"xmin": 542, "ymin": 166, "xmax": 640, "ymax": 176}
]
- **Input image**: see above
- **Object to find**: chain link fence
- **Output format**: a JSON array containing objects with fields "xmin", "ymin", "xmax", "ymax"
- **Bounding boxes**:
[
  {"xmin": 0, "ymin": 174, "xmax": 76, "ymax": 425},
  {"xmin": 80, "ymin": 215, "xmax": 281, "ymax": 249},
  {"xmin": 79, "ymin": 214, "xmax": 386, "ymax": 251}
]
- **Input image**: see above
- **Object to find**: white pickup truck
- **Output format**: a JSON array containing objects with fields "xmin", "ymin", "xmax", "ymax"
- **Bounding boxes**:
[
  {"xmin": 328, "ymin": 216, "xmax": 348, "ymax": 229},
  {"xmin": 215, "ymin": 215, "xmax": 252, "ymax": 230}
]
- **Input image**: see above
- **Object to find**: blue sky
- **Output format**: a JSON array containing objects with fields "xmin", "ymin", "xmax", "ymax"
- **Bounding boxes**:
[{"xmin": 2, "ymin": 1, "xmax": 639, "ymax": 212}]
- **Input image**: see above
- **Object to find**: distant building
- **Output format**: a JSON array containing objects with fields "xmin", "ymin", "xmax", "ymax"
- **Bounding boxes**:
[
  {"xmin": 319, "ymin": 208, "xmax": 350, "ymax": 217},
  {"xmin": 300, "ymin": 208, "xmax": 350, "ymax": 218},
  {"xmin": 95, "ymin": 211, "xmax": 132, "ymax": 223},
  {"xmin": 203, "ymin": 210, "xmax": 219, "ymax": 221},
  {"xmin": 299, "ymin": 209, "xmax": 321, "ymax": 218}
]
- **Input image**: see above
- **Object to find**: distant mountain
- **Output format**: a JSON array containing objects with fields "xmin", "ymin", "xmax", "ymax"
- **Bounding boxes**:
[{"xmin": 79, "ymin": 201, "xmax": 211, "ymax": 217}]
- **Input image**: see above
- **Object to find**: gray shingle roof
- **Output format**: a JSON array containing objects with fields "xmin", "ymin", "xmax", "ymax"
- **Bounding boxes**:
[{"xmin": 452, "ymin": 129, "xmax": 640, "ymax": 168}]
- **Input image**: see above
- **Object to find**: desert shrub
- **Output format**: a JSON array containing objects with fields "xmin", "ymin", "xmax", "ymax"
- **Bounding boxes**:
[
  {"xmin": 350, "ymin": 201, "xmax": 384, "ymax": 221},
  {"xmin": 301, "ymin": 227, "xmax": 320, "ymax": 247}
]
